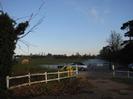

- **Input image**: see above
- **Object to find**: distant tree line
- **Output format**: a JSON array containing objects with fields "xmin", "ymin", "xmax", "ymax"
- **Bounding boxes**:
[
  {"xmin": 100, "ymin": 20, "xmax": 133, "ymax": 65},
  {"xmin": 15, "ymin": 52, "xmax": 96, "ymax": 60}
]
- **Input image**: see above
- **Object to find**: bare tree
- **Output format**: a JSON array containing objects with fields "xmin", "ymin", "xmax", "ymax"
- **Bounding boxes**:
[{"xmin": 107, "ymin": 31, "xmax": 123, "ymax": 52}]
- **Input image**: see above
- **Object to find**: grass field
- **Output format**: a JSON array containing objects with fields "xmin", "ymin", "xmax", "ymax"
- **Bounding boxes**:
[{"xmin": 11, "ymin": 57, "xmax": 85, "ymax": 75}]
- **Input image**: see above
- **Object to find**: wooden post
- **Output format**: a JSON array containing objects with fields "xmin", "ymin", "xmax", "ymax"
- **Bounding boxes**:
[
  {"xmin": 6, "ymin": 76, "xmax": 9, "ymax": 89},
  {"xmin": 45, "ymin": 72, "xmax": 47, "ymax": 83},
  {"xmin": 28, "ymin": 73, "xmax": 31, "ymax": 85},
  {"xmin": 58, "ymin": 71, "xmax": 60, "ymax": 82}
]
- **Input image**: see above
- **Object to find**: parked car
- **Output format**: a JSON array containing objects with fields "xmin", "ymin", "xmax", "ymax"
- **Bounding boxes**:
[
  {"xmin": 70, "ymin": 62, "xmax": 88, "ymax": 71},
  {"xmin": 128, "ymin": 63, "xmax": 133, "ymax": 70}
]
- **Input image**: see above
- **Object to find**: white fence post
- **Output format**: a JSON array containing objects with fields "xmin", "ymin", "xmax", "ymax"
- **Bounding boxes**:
[
  {"xmin": 58, "ymin": 71, "xmax": 60, "ymax": 82},
  {"xmin": 6, "ymin": 76, "xmax": 9, "ymax": 89},
  {"xmin": 76, "ymin": 65, "xmax": 78, "ymax": 75},
  {"xmin": 45, "ymin": 72, "xmax": 47, "ymax": 83},
  {"xmin": 28, "ymin": 73, "xmax": 31, "ymax": 85},
  {"xmin": 112, "ymin": 64, "xmax": 115, "ymax": 71}
]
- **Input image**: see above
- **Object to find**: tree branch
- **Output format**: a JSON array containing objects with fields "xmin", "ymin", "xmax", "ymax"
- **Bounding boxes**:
[
  {"xmin": 18, "ymin": 0, "xmax": 45, "ymax": 39},
  {"xmin": 18, "ymin": 16, "xmax": 44, "ymax": 39}
]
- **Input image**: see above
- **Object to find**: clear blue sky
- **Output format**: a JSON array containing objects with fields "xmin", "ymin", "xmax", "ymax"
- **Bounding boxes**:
[{"xmin": 1, "ymin": 0, "xmax": 133, "ymax": 55}]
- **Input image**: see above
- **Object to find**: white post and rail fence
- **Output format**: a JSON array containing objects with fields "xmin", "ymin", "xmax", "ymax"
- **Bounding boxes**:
[
  {"xmin": 113, "ymin": 70, "xmax": 133, "ymax": 78},
  {"xmin": 112, "ymin": 64, "xmax": 133, "ymax": 78},
  {"xmin": 6, "ymin": 69, "xmax": 78, "ymax": 89}
]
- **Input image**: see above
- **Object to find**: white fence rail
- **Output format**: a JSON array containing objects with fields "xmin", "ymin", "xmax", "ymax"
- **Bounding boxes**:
[
  {"xmin": 113, "ymin": 70, "xmax": 133, "ymax": 78},
  {"xmin": 6, "ymin": 70, "xmax": 78, "ymax": 89}
]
